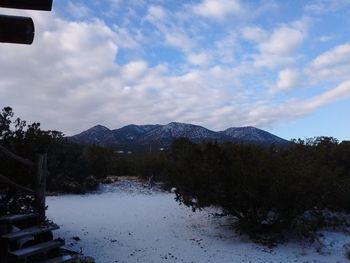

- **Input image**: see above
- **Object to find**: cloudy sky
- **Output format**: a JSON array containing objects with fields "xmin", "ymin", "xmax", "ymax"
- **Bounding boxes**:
[{"xmin": 1, "ymin": 0, "xmax": 350, "ymax": 140}]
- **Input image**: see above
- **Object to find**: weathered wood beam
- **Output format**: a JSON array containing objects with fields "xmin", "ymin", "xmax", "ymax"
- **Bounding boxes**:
[
  {"xmin": 0, "ymin": 0, "xmax": 53, "ymax": 11},
  {"xmin": 35, "ymin": 153, "xmax": 47, "ymax": 223},
  {"xmin": 0, "ymin": 144, "xmax": 34, "ymax": 167},
  {"xmin": 0, "ymin": 174, "xmax": 34, "ymax": 193}
]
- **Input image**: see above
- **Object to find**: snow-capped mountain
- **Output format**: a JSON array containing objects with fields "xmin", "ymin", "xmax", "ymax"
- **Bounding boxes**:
[
  {"xmin": 69, "ymin": 125, "xmax": 112, "ymax": 146},
  {"xmin": 69, "ymin": 122, "xmax": 288, "ymax": 151},
  {"xmin": 112, "ymin": 124, "xmax": 149, "ymax": 142},
  {"xmin": 138, "ymin": 122, "xmax": 230, "ymax": 144},
  {"xmin": 220, "ymin": 126, "xmax": 287, "ymax": 145}
]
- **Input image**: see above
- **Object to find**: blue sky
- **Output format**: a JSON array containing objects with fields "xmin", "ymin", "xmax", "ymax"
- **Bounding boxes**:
[{"xmin": 0, "ymin": 0, "xmax": 350, "ymax": 140}]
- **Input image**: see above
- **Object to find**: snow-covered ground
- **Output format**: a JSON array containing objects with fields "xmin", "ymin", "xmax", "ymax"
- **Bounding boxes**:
[{"xmin": 47, "ymin": 179, "xmax": 350, "ymax": 263}]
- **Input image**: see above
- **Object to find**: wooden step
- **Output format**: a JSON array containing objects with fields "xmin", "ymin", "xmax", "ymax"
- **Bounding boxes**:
[
  {"xmin": 9, "ymin": 239, "xmax": 64, "ymax": 259},
  {"xmin": 1, "ymin": 224, "xmax": 59, "ymax": 241},
  {"xmin": 38, "ymin": 254, "xmax": 77, "ymax": 263},
  {"xmin": 0, "ymin": 213, "xmax": 38, "ymax": 224}
]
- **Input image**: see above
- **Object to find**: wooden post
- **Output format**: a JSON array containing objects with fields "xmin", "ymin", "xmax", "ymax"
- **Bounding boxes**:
[{"xmin": 35, "ymin": 153, "xmax": 47, "ymax": 223}]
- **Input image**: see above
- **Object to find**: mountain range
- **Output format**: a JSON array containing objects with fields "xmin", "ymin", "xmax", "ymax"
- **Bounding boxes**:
[{"xmin": 69, "ymin": 122, "xmax": 288, "ymax": 152}]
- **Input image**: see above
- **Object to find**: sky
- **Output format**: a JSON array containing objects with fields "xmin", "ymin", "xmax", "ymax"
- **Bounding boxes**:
[{"xmin": 0, "ymin": 0, "xmax": 350, "ymax": 140}]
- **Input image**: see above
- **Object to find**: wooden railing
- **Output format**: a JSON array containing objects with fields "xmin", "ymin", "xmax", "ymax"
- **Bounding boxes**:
[
  {"xmin": 0, "ymin": 174, "xmax": 34, "ymax": 193},
  {"xmin": 0, "ymin": 145, "xmax": 47, "ymax": 222},
  {"xmin": 0, "ymin": 145, "xmax": 34, "ymax": 167}
]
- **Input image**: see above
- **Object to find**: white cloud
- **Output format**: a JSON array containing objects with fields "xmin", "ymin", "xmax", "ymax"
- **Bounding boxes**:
[
  {"xmin": 253, "ymin": 54, "xmax": 295, "ymax": 69},
  {"xmin": 193, "ymin": 0, "xmax": 245, "ymax": 20},
  {"xmin": 318, "ymin": 35, "xmax": 334, "ymax": 42},
  {"xmin": 0, "ymin": 13, "xmax": 120, "ymax": 131},
  {"xmin": 307, "ymin": 43, "xmax": 350, "ymax": 82},
  {"xmin": 304, "ymin": 0, "xmax": 350, "ymax": 14},
  {"xmin": 252, "ymin": 0, "xmax": 280, "ymax": 18},
  {"xmin": 109, "ymin": 0, "xmax": 123, "ymax": 10},
  {"xmin": 67, "ymin": 2, "xmax": 91, "ymax": 19},
  {"xmin": 243, "ymin": 81, "xmax": 350, "ymax": 127},
  {"xmin": 187, "ymin": 51, "xmax": 211, "ymax": 66},
  {"xmin": 303, "ymin": 80, "xmax": 350, "ymax": 110},
  {"xmin": 145, "ymin": 5, "xmax": 167, "ymax": 23},
  {"xmin": 213, "ymin": 32, "xmax": 237, "ymax": 64},
  {"xmin": 270, "ymin": 69, "xmax": 299, "ymax": 93},
  {"xmin": 163, "ymin": 30, "xmax": 194, "ymax": 53},
  {"xmin": 259, "ymin": 26, "xmax": 304, "ymax": 55},
  {"xmin": 309, "ymin": 43, "xmax": 350, "ymax": 68},
  {"xmin": 122, "ymin": 60, "xmax": 148, "ymax": 80},
  {"xmin": 143, "ymin": 4, "xmax": 196, "ymax": 55},
  {"xmin": 242, "ymin": 26, "xmax": 268, "ymax": 42},
  {"xmin": 112, "ymin": 25, "xmax": 141, "ymax": 49},
  {"xmin": 253, "ymin": 21, "xmax": 307, "ymax": 69}
]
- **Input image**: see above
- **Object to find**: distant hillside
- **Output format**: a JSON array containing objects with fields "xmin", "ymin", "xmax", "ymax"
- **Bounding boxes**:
[
  {"xmin": 69, "ymin": 122, "xmax": 289, "ymax": 151},
  {"xmin": 221, "ymin": 126, "xmax": 287, "ymax": 145}
]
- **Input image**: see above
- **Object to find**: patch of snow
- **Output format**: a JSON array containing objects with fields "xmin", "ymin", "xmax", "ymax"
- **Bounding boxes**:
[{"xmin": 47, "ymin": 180, "xmax": 350, "ymax": 263}]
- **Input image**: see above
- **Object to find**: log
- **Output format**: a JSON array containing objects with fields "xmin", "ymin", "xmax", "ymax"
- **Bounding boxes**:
[
  {"xmin": 0, "ymin": 144, "xmax": 34, "ymax": 167},
  {"xmin": 10, "ymin": 239, "xmax": 64, "ymax": 258}
]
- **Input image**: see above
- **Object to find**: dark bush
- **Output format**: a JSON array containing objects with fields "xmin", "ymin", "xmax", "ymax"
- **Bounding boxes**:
[{"xmin": 167, "ymin": 138, "xmax": 350, "ymax": 240}]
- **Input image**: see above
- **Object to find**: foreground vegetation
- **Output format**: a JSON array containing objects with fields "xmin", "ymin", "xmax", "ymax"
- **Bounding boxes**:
[
  {"xmin": 167, "ymin": 137, "xmax": 350, "ymax": 242},
  {"xmin": 1, "ymin": 106, "xmax": 350, "ymax": 241}
]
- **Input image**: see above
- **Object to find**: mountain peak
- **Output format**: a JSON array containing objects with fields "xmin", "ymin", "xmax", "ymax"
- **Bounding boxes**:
[
  {"xmin": 90, "ymin": 124, "xmax": 110, "ymax": 131},
  {"xmin": 168, "ymin": 121, "xmax": 185, "ymax": 125},
  {"xmin": 69, "ymin": 124, "xmax": 112, "ymax": 145}
]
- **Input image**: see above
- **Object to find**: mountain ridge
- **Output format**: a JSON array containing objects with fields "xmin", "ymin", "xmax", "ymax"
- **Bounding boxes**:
[{"xmin": 69, "ymin": 122, "xmax": 289, "ymax": 151}]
